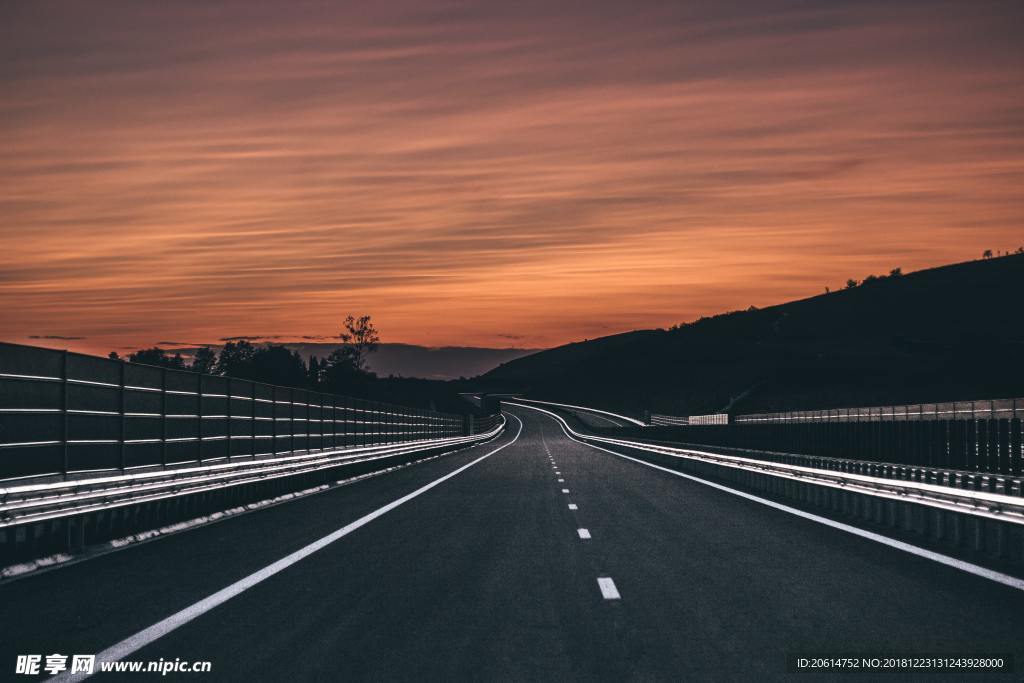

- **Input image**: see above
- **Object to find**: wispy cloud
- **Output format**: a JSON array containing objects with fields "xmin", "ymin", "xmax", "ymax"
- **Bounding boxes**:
[
  {"xmin": 28, "ymin": 334, "xmax": 86, "ymax": 340},
  {"xmin": 1, "ymin": 0, "xmax": 1022, "ymax": 353}
]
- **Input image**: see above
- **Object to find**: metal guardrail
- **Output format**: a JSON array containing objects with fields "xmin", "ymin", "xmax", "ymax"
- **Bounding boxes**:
[
  {"xmin": 509, "ymin": 402, "xmax": 1024, "ymax": 526},
  {"xmin": 0, "ymin": 420, "xmax": 505, "ymax": 530},
  {"xmin": 470, "ymin": 413, "xmax": 504, "ymax": 435},
  {"xmin": 600, "ymin": 435, "xmax": 1024, "ymax": 496},
  {"xmin": 0, "ymin": 341, "xmax": 468, "ymax": 483}
]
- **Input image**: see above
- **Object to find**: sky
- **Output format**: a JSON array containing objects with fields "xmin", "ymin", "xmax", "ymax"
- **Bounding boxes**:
[{"xmin": 2, "ymin": 0, "xmax": 1022, "ymax": 355}]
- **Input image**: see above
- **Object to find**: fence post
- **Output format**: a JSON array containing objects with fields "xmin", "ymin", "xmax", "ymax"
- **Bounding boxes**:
[
  {"xmin": 225, "ymin": 376, "xmax": 232, "ymax": 461},
  {"xmin": 251, "ymin": 383, "xmax": 257, "ymax": 458},
  {"xmin": 197, "ymin": 373, "xmax": 204, "ymax": 463},
  {"xmin": 271, "ymin": 385, "xmax": 278, "ymax": 455},
  {"xmin": 61, "ymin": 350, "xmax": 69, "ymax": 477},
  {"xmin": 160, "ymin": 367, "xmax": 167, "ymax": 468},
  {"xmin": 119, "ymin": 360, "xmax": 126, "ymax": 471}
]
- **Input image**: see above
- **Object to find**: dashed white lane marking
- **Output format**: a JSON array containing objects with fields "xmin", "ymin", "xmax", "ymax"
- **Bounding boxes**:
[
  {"xmin": 49, "ymin": 414, "xmax": 526, "ymax": 682},
  {"xmin": 577, "ymin": 528, "xmax": 592, "ymax": 539},
  {"xmin": 513, "ymin": 401, "xmax": 1024, "ymax": 594},
  {"xmin": 568, "ymin": 503, "xmax": 578, "ymax": 510},
  {"xmin": 561, "ymin": 488, "xmax": 570, "ymax": 493},
  {"xmin": 558, "ymin": 478, "xmax": 565, "ymax": 482},
  {"xmin": 598, "ymin": 577, "xmax": 621, "ymax": 600}
]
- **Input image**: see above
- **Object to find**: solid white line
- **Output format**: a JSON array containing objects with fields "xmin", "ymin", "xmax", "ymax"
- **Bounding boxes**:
[
  {"xmin": 598, "ymin": 577, "xmax": 621, "ymax": 599},
  {"xmin": 512, "ymin": 402, "xmax": 1024, "ymax": 593},
  {"xmin": 561, "ymin": 488, "xmax": 570, "ymax": 493},
  {"xmin": 50, "ymin": 414, "xmax": 525, "ymax": 682},
  {"xmin": 568, "ymin": 504, "xmax": 578, "ymax": 510},
  {"xmin": 578, "ymin": 528, "xmax": 592, "ymax": 539}
]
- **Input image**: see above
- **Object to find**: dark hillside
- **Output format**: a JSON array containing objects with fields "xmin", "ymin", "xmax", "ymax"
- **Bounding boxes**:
[{"xmin": 478, "ymin": 254, "xmax": 1024, "ymax": 417}]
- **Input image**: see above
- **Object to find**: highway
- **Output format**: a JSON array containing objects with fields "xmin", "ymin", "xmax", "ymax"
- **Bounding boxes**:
[{"xmin": 2, "ymin": 405, "xmax": 1023, "ymax": 681}]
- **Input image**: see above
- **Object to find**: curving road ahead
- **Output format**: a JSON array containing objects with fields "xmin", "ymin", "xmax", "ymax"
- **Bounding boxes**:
[{"xmin": 2, "ymin": 406, "xmax": 1023, "ymax": 681}]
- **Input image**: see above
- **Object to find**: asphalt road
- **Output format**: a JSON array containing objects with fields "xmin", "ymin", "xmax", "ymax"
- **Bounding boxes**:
[{"xmin": 2, "ymin": 406, "xmax": 1023, "ymax": 681}]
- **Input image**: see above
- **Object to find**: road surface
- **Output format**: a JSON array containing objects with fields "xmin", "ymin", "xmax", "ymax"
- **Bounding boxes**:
[{"xmin": 2, "ymin": 405, "xmax": 1022, "ymax": 680}]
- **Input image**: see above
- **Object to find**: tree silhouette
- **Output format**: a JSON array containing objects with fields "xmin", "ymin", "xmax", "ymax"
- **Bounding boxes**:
[
  {"xmin": 246, "ymin": 345, "xmax": 307, "ymax": 386},
  {"xmin": 322, "ymin": 315, "xmax": 381, "ymax": 394},
  {"xmin": 190, "ymin": 347, "xmax": 217, "ymax": 374},
  {"xmin": 216, "ymin": 340, "xmax": 257, "ymax": 377},
  {"xmin": 214, "ymin": 341, "xmax": 306, "ymax": 386},
  {"xmin": 983, "ymin": 249, "xmax": 993, "ymax": 259},
  {"xmin": 307, "ymin": 356, "xmax": 325, "ymax": 387},
  {"xmin": 329, "ymin": 315, "xmax": 380, "ymax": 374},
  {"xmin": 127, "ymin": 347, "xmax": 186, "ymax": 369},
  {"xmin": 845, "ymin": 278, "xmax": 858, "ymax": 289}
]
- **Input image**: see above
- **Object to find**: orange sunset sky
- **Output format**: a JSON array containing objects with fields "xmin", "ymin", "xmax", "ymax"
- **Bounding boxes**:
[{"xmin": 2, "ymin": 1, "xmax": 1022, "ymax": 355}]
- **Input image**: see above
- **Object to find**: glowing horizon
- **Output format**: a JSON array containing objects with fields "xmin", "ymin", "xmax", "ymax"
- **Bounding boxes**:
[{"xmin": 2, "ymin": 1, "xmax": 1022, "ymax": 357}]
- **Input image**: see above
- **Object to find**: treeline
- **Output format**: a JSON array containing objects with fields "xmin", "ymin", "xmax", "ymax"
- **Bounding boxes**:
[
  {"xmin": 110, "ymin": 316, "xmax": 381, "ymax": 397},
  {"xmin": 109, "ymin": 316, "xmax": 476, "ymax": 414}
]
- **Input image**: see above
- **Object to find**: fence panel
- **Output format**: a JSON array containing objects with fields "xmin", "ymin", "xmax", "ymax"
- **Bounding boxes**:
[
  {"xmin": 0, "ymin": 342, "xmax": 479, "ymax": 483},
  {"xmin": 642, "ymin": 396, "xmax": 1024, "ymax": 475}
]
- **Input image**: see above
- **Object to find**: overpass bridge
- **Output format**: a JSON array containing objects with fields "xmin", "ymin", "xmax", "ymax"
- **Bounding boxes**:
[{"xmin": 1, "ymin": 343, "xmax": 1023, "ymax": 680}]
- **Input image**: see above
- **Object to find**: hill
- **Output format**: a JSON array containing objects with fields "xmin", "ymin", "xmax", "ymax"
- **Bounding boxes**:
[{"xmin": 477, "ymin": 254, "xmax": 1024, "ymax": 417}]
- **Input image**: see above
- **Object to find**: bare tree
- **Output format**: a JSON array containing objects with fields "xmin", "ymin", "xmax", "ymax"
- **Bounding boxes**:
[{"xmin": 338, "ymin": 315, "xmax": 380, "ymax": 373}]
